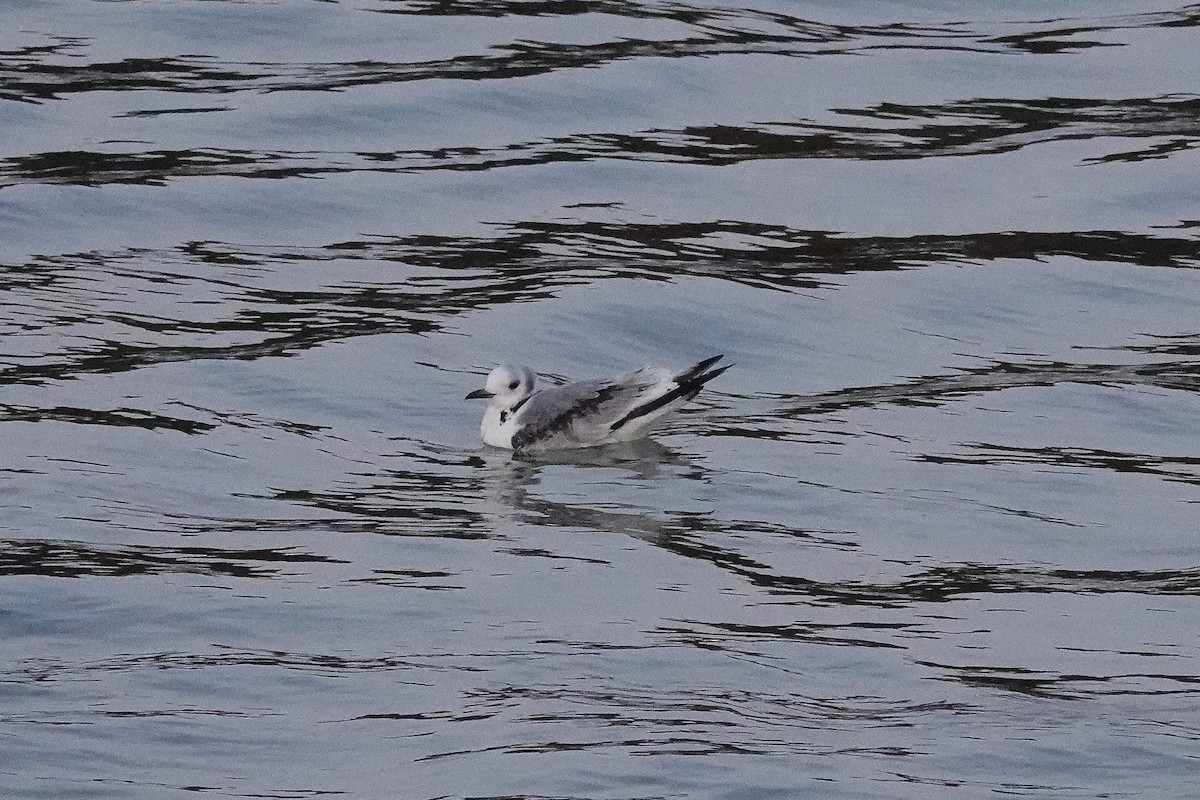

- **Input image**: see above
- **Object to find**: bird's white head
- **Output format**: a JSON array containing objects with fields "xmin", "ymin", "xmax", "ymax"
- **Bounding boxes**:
[{"xmin": 466, "ymin": 364, "xmax": 537, "ymax": 408}]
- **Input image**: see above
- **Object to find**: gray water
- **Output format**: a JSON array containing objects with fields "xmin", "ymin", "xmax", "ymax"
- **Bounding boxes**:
[{"xmin": 2, "ymin": 0, "xmax": 1199, "ymax": 797}]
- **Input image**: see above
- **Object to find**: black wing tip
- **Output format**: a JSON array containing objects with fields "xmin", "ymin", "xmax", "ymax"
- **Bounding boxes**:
[
  {"xmin": 680, "ymin": 356, "xmax": 730, "ymax": 389},
  {"xmin": 677, "ymin": 355, "xmax": 724, "ymax": 383},
  {"xmin": 692, "ymin": 363, "xmax": 731, "ymax": 387}
]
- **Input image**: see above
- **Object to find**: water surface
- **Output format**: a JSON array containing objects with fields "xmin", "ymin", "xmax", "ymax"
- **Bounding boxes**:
[{"xmin": 1, "ymin": 0, "xmax": 1198, "ymax": 798}]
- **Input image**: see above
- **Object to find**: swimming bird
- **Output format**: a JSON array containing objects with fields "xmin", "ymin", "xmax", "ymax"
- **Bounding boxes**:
[{"xmin": 465, "ymin": 355, "xmax": 729, "ymax": 450}]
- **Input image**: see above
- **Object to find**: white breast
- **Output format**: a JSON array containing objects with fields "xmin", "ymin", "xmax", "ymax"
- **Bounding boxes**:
[{"xmin": 480, "ymin": 406, "xmax": 517, "ymax": 448}]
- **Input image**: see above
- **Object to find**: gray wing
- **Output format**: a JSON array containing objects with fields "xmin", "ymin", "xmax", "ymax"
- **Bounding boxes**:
[{"xmin": 510, "ymin": 373, "xmax": 659, "ymax": 449}]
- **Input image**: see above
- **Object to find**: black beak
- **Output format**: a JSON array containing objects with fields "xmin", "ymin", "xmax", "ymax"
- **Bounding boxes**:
[{"xmin": 465, "ymin": 388, "xmax": 494, "ymax": 400}]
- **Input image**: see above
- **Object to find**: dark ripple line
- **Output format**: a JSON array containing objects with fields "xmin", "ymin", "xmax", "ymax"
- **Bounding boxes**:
[
  {"xmin": 669, "ymin": 562, "xmax": 1200, "ymax": 610},
  {"xmin": 0, "ymin": 403, "xmax": 214, "ymax": 434},
  {"xmin": 380, "ymin": 0, "xmax": 1200, "ymax": 41},
  {"xmin": 465, "ymin": 683, "xmax": 971, "ymax": 727},
  {"xmin": 0, "ymin": 538, "xmax": 344, "ymax": 579},
  {"xmin": 0, "ymin": 320, "xmax": 438, "ymax": 385},
  {"xmin": 921, "ymin": 443, "xmax": 1200, "ymax": 486},
  {"xmin": 719, "ymin": 372, "xmax": 1200, "ymax": 445},
  {"xmin": 915, "ymin": 659, "xmax": 1200, "ymax": 700},
  {"xmin": 2, "ymin": 225, "xmax": 1195, "ymax": 387},
  {"xmin": 3, "ymin": 96, "xmax": 1196, "ymax": 187},
  {"xmin": 150, "ymin": 224, "xmax": 1200, "ymax": 279},
  {"xmin": 4, "ymin": 3, "xmax": 1196, "ymax": 102},
  {"xmin": 258, "ymin": 484, "xmax": 491, "ymax": 538},
  {"xmin": 1113, "ymin": 331, "xmax": 1200, "ymax": 357},
  {"xmin": 11, "ymin": 646, "xmax": 481, "ymax": 682},
  {"xmin": 743, "ymin": 357, "xmax": 1200, "ymax": 421},
  {"xmin": 405, "ymin": 684, "xmax": 973, "ymax": 760}
]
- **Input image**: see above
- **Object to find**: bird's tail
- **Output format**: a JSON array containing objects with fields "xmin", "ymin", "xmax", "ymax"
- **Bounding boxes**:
[
  {"xmin": 608, "ymin": 355, "xmax": 729, "ymax": 431},
  {"xmin": 674, "ymin": 355, "xmax": 730, "ymax": 397}
]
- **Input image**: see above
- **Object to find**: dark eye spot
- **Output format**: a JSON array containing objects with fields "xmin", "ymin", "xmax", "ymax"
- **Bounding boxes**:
[{"xmin": 508, "ymin": 381, "xmax": 519, "ymax": 390}]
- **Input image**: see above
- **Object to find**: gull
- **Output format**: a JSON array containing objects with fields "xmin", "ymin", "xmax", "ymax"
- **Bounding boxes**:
[{"xmin": 465, "ymin": 355, "xmax": 729, "ymax": 450}]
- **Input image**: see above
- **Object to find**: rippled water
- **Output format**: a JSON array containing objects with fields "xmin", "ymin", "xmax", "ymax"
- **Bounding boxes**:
[{"xmin": 2, "ymin": 0, "xmax": 1198, "ymax": 797}]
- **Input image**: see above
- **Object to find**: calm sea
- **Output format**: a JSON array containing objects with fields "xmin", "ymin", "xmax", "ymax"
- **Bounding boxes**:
[{"xmin": 1, "ymin": 0, "xmax": 1198, "ymax": 797}]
